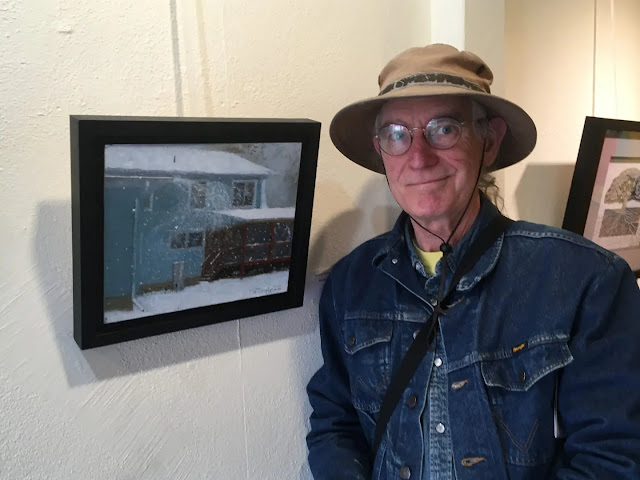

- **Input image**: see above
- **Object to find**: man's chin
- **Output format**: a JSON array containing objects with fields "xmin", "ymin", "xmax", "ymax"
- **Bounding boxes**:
[
  {"xmin": 400, "ymin": 196, "xmax": 449, "ymax": 218},
  {"xmin": 405, "ymin": 207, "xmax": 449, "ymax": 222}
]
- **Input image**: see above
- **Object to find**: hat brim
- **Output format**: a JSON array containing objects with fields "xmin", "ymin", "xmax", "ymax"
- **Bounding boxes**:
[{"xmin": 329, "ymin": 85, "xmax": 537, "ymax": 173}]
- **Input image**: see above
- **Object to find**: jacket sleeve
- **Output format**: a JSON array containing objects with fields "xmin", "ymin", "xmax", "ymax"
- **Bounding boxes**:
[
  {"xmin": 306, "ymin": 273, "xmax": 372, "ymax": 480},
  {"xmin": 555, "ymin": 258, "xmax": 640, "ymax": 479}
]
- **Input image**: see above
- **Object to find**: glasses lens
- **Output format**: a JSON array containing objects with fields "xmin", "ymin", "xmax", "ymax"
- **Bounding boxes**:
[
  {"xmin": 425, "ymin": 118, "xmax": 462, "ymax": 149},
  {"xmin": 377, "ymin": 124, "xmax": 411, "ymax": 156}
]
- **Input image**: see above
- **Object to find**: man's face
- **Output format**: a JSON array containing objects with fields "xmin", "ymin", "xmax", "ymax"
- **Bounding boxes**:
[{"xmin": 374, "ymin": 96, "xmax": 495, "ymax": 224}]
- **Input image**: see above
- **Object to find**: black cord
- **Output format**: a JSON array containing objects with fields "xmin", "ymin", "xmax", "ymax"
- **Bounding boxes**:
[
  {"xmin": 406, "ymin": 138, "xmax": 488, "ymax": 346},
  {"xmin": 408, "ymin": 137, "xmax": 487, "ymax": 253},
  {"xmin": 380, "ymin": 135, "xmax": 489, "ymax": 321}
]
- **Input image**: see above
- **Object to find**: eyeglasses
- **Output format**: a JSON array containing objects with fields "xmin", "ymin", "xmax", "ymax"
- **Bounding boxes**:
[{"xmin": 375, "ymin": 117, "xmax": 471, "ymax": 156}]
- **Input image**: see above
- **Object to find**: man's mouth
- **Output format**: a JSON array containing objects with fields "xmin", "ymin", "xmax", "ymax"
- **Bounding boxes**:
[{"xmin": 408, "ymin": 175, "xmax": 449, "ymax": 186}]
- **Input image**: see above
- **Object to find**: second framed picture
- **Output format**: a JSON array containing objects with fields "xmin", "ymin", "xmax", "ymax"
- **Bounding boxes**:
[
  {"xmin": 71, "ymin": 116, "xmax": 321, "ymax": 349},
  {"xmin": 563, "ymin": 116, "xmax": 640, "ymax": 277}
]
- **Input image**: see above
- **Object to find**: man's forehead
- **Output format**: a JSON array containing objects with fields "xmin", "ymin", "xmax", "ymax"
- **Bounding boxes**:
[{"xmin": 379, "ymin": 96, "xmax": 472, "ymax": 120}]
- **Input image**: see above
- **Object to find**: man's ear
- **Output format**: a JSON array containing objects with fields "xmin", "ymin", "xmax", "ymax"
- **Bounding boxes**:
[
  {"xmin": 483, "ymin": 117, "xmax": 507, "ymax": 167},
  {"xmin": 373, "ymin": 136, "xmax": 382, "ymax": 156}
]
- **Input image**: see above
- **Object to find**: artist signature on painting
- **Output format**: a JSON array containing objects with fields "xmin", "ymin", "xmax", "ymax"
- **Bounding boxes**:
[{"xmin": 250, "ymin": 285, "xmax": 286, "ymax": 296}]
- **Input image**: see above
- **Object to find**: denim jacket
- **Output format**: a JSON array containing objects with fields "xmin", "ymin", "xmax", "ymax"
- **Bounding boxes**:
[{"xmin": 306, "ymin": 199, "xmax": 640, "ymax": 480}]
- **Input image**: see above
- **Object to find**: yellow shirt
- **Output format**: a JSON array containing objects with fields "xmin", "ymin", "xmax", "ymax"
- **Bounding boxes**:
[{"xmin": 412, "ymin": 240, "xmax": 443, "ymax": 275}]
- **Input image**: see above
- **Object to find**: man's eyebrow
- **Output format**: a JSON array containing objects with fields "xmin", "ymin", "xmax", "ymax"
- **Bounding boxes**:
[{"xmin": 437, "ymin": 110, "xmax": 465, "ymax": 120}]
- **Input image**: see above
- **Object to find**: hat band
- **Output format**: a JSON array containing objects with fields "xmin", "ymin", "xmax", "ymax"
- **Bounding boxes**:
[{"xmin": 379, "ymin": 72, "xmax": 485, "ymax": 96}]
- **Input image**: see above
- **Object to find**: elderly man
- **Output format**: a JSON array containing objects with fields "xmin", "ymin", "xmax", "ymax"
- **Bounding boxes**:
[{"xmin": 306, "ymin": 44, "xmax": 640, "ymax": 480}]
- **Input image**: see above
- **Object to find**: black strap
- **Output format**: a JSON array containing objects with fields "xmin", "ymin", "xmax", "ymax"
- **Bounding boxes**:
[{"xmin": 371, "ymin": 214, "xmax": 514, "ymax": 457}]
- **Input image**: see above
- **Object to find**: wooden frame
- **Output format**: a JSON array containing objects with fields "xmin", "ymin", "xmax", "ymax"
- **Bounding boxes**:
[
  {"xmin": 71, "ymin": 115, "xmax": 320, "ymax": 349},
  {"xmin": 563, "ymin": 116, "xmax": 640, "ymax": 277}
]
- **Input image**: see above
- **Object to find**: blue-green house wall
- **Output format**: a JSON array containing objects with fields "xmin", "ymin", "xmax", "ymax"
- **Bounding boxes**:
[
  {"xmin": 104, "ymin": 186, "xmax": 139, "ymax": 298},
  {"xmin": 104, "ymin": 174, "xmax": 265, "ymax": 301}
]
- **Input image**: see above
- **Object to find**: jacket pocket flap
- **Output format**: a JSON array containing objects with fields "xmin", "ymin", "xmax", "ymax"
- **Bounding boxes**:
[
  {"xmin": 343, "ymin": 319, "xmax": 393, "ymax": 354},
  {"xmin": 481, "ymin": 340, "xmax": 573, "ymax": 391}
]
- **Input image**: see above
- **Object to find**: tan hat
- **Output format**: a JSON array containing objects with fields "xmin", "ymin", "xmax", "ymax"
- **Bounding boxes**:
[{"xmin": 329, "ymin": 44, "xmax": 537, "ymax": 173}]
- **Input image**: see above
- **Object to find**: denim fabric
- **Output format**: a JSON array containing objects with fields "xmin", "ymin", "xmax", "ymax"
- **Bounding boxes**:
[
  {"xmin": 403, "ymin": 217, "xmax": 456, "ymax": 479},
  {"xmin": 306, "ymin": 198, "xmax": 640, "ymax": 480},
  {"xmin": 422, "ymin": 331, "xmax": 454, "ymax": 480}
]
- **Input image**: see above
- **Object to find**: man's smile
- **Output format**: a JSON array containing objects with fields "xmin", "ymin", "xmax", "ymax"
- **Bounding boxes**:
[{"xmin": 406, "ymin": 175, "xmax": 451, "ymax": 187}]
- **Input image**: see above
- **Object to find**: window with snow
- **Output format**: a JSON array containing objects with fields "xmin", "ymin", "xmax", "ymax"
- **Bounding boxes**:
[
  {"xmin": 232, "ymin": 180, "xmax": 256, "ymax": 208},
  {"xmin": 171, "ymin": 231, "xmax": 204, "ymax": 249},
  {"xmin": 191, "ymin": 181, "xmax": 207, "ymax": 209}
]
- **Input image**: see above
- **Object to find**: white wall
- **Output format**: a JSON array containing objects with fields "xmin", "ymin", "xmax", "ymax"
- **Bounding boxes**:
[
  {"xmin": 465, "ymin": 0, "xmax": 508, "ymax": 199},
  {"xmin": 503, "ymin": 0, "xmax": 640, "ymax": 226},
  {"xmin": 503, "ymin": 0, "xmax": 640, "ymax": 288},
  {"xmin": 2, "ymin": 2, "xmax": 639, "ymax": 479},
  {"xmin": 503, "ymin": 0, "xmax": 596, "ymax": 225},
  {"xmin": 430, "ymin": 0, "xmax": 466, "ymax": 49},
  {"xmin": 0, "ymin": 1, "xmax": 427, "ymax": 479},
  {"xmin": 593, "ymin": 0, "xmax": 640, "ymax": 120}
]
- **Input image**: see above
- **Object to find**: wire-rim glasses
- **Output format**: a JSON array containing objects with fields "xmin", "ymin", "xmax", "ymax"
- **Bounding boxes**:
[{"xmin": 375, "ymin": 117, "xmax": 469, "ymax": 156}]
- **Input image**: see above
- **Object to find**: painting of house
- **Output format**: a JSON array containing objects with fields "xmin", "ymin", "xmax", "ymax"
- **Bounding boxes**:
[{"xmin": 103, "ymin": 143, "xmax": 301, "ymax": 324}]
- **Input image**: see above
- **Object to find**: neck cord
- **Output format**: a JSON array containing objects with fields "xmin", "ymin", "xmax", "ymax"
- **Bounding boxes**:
[{"xmin": 408, "ymin": 139, "xmax": 487, "ymax": 306}]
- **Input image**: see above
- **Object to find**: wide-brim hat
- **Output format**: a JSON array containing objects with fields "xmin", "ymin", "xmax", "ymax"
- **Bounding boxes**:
[{"xmin": 329, "ymin": 44, "xmax": 537, "ymax": 173}]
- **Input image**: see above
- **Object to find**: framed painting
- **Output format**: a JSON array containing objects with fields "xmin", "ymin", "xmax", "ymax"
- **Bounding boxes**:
[
  {"xmin": 71, "ymin": 116, "xmax": 321, "ymax": 349},
  {"xmin": 563, "ymin": 116, "xmax": 640, "ymax": 278}
]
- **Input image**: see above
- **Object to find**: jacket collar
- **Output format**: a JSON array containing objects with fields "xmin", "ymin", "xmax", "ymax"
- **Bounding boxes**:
[{"xmin": 373, "ymin": 193, "xmax": 506, "ymax": 296}]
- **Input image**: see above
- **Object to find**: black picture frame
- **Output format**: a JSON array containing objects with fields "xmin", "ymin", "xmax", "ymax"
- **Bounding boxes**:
[
  {"xmin": 563, "ymin": 116, "xmax": 640, "ymax": 278},
  {"xmin": 71, "ymin": 115, "xmax": 320, "ymax": 349}
]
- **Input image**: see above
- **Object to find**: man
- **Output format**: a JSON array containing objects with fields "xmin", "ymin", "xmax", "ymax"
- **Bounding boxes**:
[{"xmin": 306, "ymin": 44, "xmax": 640, "ymax": 480}]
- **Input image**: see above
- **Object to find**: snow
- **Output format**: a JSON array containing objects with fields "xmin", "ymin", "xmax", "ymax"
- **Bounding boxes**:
[
  {"xmin": 217, "ymin": 207, "xmax": 295, "ymax": 220},
  {"xmin": 105, "ymin": 144, "xmax": 273, "ymax": 176},
  {"xmin": 104, "ymin": 271, "xmax": 289, "ymax": 324}
]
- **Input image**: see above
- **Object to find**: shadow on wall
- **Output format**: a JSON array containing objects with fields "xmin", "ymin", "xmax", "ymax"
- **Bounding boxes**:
[
  {"xmin": 34, "ymin": 200, "xmax": 318, "ymax": 386},
  {"xmin": 308, "ymin": 175, "xmax": 401, "ymax": 274},
  {"xmin": 514, "ymin": 163, "xmax": 576, "ymax": 227}
]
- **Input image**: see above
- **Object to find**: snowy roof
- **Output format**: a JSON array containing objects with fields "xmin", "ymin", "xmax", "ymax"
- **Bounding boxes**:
[
  {"xmin": 217, "ymin": 207, "xmax": 296, "ymax": 220},
  {"xmin": 104, "ymin": 144, "xmax": 273, "ymax": 176}
]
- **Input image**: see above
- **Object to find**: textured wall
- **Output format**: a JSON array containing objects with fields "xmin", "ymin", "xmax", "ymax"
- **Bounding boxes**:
[
  {"xmin": 504, "ymin": 0, "xmax": 640, "ymax": 229},
  {"xmin": 0, "ymin": 1, "xmax": 426, "ymax": 478},
  {"xmin": 3, "ymin": 2, "xmax": 638, "ymax": 479}
]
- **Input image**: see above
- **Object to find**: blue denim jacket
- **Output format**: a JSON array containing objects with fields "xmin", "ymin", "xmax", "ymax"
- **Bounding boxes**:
[{"xmin": 306, "ymin": 199, "xmax": 640, "ymax": 480}]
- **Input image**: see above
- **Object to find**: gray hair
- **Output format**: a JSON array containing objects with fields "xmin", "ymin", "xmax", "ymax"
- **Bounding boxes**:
[{"xmin": 471, "ymin": 101, "xmax": 503, "ymax": 209}]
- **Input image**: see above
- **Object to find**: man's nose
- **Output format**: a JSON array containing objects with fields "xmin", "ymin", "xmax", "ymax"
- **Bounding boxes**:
[{"xmin": 407, "ymin": 129, "xmax": 439, "ymax": 167}]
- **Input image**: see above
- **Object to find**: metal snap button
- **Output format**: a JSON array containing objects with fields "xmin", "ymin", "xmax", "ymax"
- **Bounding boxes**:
[
  {"xmin": 519, "ymin": 370, "xmax": 526, "ymax": 382},
  {"xmin": 436, "ymin": 423, "xmax": 445, "ymax": 434},
  {"xmin": 391, "ymin": 258, "xmax": 398, "ymax": 265},
  {"xmin": 348, "ymin": 335, "xmax": 355, "ymax": 346},
  {"xmin": 434, "ymin": 357, "xmax": 443, "ymax": 367},
  {"xmin": 406, "ymin": 394, "xmax": 417, "ymax": 408},
  {"xmin": 429, "ymin": 298, "xmax": 438, "ymax": 307},
  {"xmin": 399, "ymin": 466, "xmax": 411, "ymax": 479}
]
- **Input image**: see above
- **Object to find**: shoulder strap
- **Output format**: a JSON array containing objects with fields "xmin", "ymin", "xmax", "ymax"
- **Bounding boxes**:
[{"xmin": 371, "ymin": 214, "xmax": 513, "ymax": 457}]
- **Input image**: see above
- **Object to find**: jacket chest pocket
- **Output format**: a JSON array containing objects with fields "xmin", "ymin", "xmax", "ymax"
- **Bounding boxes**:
[
  {"xmin": 342, "ymin": 318, "xmax": 393, "ymax": 414},
  {"xmin": 480, "ymin": 339, "xmax": 573, "ymax": 467}
]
